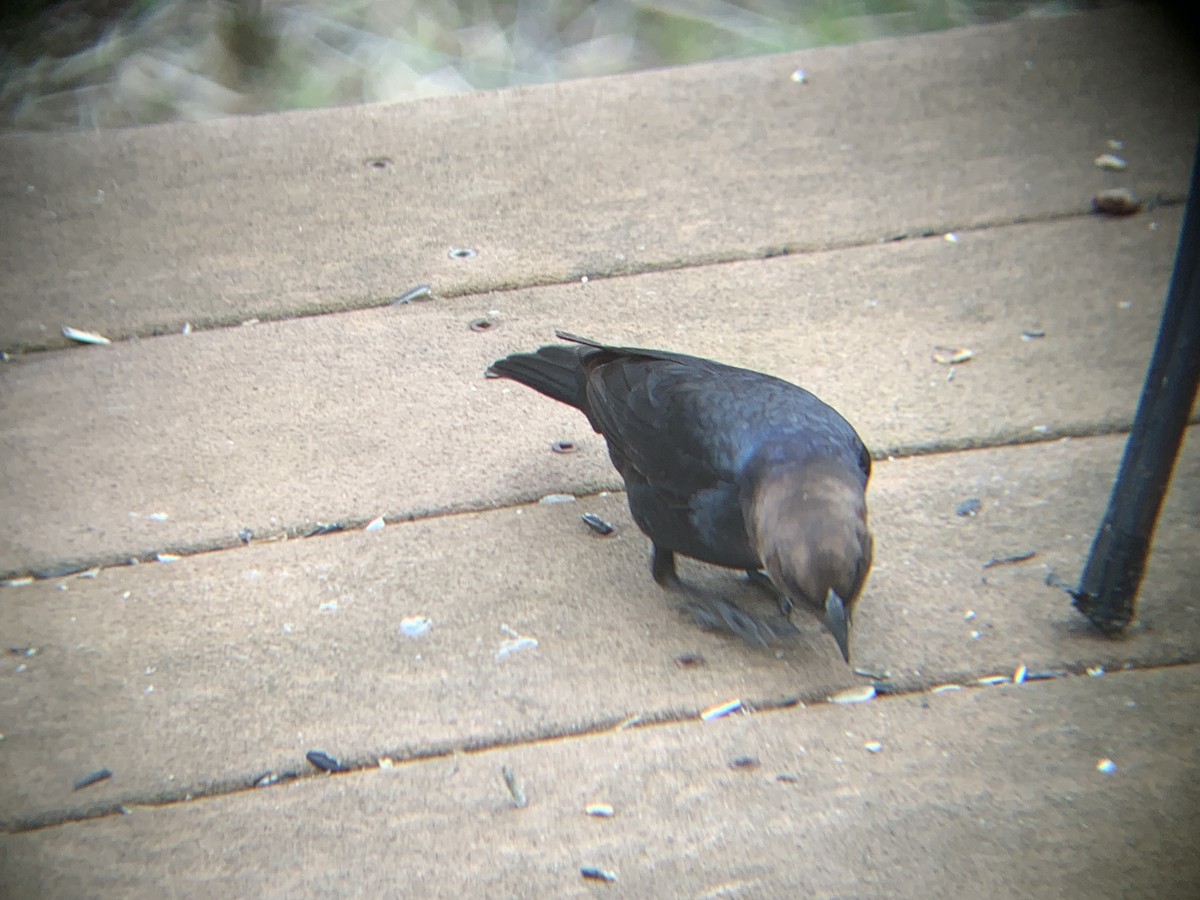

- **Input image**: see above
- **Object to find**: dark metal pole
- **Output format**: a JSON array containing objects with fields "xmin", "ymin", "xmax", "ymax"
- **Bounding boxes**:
[{"xmin": 1071, "ymin": 135, "xmax": 1200, "ymax": 631}]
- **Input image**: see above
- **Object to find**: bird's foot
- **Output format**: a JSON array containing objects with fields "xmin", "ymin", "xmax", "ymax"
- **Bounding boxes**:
[
  {"xmin": 681, "ymin": 591, "xmax": 799, "ymax": 648},
  {"xmin": 658, "ymin": 548, "xmax": 797, "ymax": 647},
  {"xmin": 744, "ymin": 568, "xmax": 793, "ymax": 617},
  {"xmin": 744, "ymin": 567, "xmax": 774, "ymax": 592}
]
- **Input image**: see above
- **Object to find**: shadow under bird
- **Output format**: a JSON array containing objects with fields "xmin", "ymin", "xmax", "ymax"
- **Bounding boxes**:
[{"xmin": 488, "ymin": 332, "xmax": 873, "ymax": 663}]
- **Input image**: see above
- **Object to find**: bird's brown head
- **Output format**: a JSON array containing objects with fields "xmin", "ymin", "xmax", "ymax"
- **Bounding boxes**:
[{"xmin": 745, "ymin": 460, "xmax": 873, "ymax": 663}]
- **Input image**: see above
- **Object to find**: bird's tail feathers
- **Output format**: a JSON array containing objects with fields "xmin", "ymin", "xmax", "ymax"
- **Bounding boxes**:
[{"xmin": 488, "ymin": 345, "xmax": 587, "ymax": 409}]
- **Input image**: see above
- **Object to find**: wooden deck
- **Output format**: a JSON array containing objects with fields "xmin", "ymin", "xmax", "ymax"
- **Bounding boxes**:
[{"xmin": 1, "ymin": 7, "xmax": 1198, "ymax": 896}]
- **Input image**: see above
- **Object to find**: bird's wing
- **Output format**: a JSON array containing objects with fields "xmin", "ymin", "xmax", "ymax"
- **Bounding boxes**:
[{"xmin": 580, "ymin": 350, "xmax": 749, "ymax": 502}]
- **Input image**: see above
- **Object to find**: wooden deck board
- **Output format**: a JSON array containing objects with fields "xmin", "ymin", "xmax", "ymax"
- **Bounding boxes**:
[{"xmin": 1, "ymin": 9, "xmax": 1197, "ymax": 896}]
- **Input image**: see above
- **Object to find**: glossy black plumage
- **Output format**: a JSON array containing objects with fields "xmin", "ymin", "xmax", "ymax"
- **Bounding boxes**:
[{"xmin": 489, "ymin": 332, "xmax": 873, "ymax": 661}]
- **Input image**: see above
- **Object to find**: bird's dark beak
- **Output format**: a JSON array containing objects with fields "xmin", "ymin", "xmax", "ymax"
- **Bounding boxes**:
[{"xmin": 825, "ymin": 589, "xmax": 851, "ymax": 663}]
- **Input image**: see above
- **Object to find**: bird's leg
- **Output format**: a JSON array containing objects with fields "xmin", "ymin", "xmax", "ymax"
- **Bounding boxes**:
[
  {"xmin": 744, "ymin": 568, "xmax": 793, "ymax": 617},
  {"xmin": 651, "ymin": 544, "xmax": 682, "ymax": 590},
  {"xmin": 744, "ymin": 567, "xmax": 773, "ymax": 591}
]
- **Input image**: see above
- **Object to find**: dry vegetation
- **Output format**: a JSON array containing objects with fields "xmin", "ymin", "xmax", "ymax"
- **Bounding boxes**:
[{"xmin": 0, "ymin": 0, "xmax": 1110, "ymax": 132}]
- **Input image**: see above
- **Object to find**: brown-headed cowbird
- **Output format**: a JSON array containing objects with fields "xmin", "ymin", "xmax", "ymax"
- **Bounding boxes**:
[{"xmin": 489, "ymin": 332, "xmax": 873, "ymax": 662}]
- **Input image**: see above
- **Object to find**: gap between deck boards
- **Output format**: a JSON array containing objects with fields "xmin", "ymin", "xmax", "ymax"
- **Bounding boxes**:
[
  {"xmin": 5, "ymin": 415, "xmax": 1198, "ymax": 585},
  {"xmin": 5, "ymin": 658, "xmax": 1195, "ymax": 836},
  {"xmin": 10, "ymin": 200, "xmax": 1184, "ymax": 357}
]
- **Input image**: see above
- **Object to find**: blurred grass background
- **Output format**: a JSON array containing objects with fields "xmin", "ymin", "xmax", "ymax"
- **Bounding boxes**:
[{"xmin": 0, "ymin": 0, "xmax": 1117, "ymax": 132}]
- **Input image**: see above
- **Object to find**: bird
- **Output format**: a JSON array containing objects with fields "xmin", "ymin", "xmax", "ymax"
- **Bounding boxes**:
[{"xmin": 488, "ymin": 332, "xmax": 873, "ymax": 662}]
